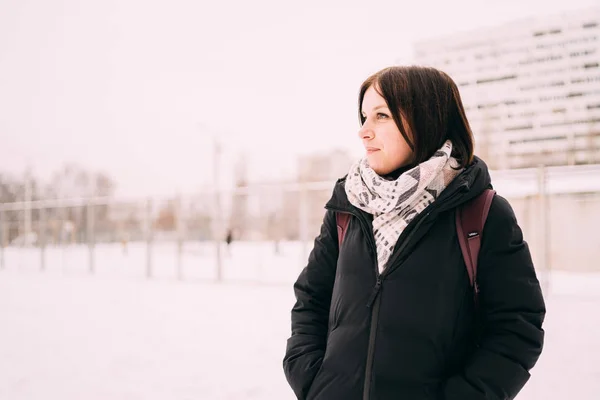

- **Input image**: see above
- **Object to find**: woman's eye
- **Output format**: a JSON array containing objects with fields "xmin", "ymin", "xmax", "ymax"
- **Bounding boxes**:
[{"xmin": 377, "ymin": 113, "xmax": 389, "ymax": 119}]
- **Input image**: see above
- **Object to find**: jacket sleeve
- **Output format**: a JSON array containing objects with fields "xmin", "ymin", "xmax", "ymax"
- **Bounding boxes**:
[
  {"xmin": 283, "ymin": 209, "xmax": 339, "ymax": 400},
  {"xmin": 442, "ymin": 195, "xmax": 546, "ymax": 400}
]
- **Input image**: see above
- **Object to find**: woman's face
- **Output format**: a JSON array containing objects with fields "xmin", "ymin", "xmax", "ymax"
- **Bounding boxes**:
[{"xmin": 359, "ymin": 85, "xmax": 413, "ymax": 175}]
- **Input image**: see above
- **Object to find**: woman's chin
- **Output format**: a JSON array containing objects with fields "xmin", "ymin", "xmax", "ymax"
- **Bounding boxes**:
[
  {"xmin": 369, "ymin": 163, "xmax": 391, "ymax": 176},
  {"xmin": 366, "ymin": 156, "xmax": 382, "ymax": 171},
  {"xmin": 369, "ymin": 162, "xmax": 401, "ymax": 177},
  {"xmin": 367, "ymin": 155, "xmax": 410, "ymax": 176}
]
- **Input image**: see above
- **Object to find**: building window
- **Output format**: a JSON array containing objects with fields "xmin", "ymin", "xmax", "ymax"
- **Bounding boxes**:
[
  {"xmin": 572, "ymin": 76, "xmax": 600, "ymax": 83},
  {"xmin": 477, "ymin": 103, "xmax": 500, "ymax": 110},
  {"xmin": 509, "ymin": 135, "xmax": 566, "ymax": 145},
  {"xmin": 506, "ymin": 124, "xmax": 534, "ymax": 131},
  {"xmin": 476, "ymin": 75, "xmax": 518, "ymax": 84},
  {"xmin": 541, "ymin": 118, "xmax": 600, "ymax": 128},
  {"xmin": 532, "ymin": 28, "xmax": 563, "ymax": 37},
  {"xmin": 519, "ymin": 55, "xmax": 563, "ymax": 65},
  {"xmin": 570, "ymin": 49, "xmax": 597, "ymax": 57}
]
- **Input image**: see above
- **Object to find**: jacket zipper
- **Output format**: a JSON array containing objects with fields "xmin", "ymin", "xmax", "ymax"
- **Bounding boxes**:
[
  {"xmin": 363, "ymin": 290, "xmax": 382, "ymax": 400},
  {"xmin": 327, "ymin": 205, "xmax": 436, "ymax": 399},
  {"xmin": 362, "ymin": 211, "xmax": 432, "ymax": 400}
]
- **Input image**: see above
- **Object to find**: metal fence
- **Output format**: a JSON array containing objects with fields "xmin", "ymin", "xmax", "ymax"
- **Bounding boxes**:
[
  {"xmin": 0, "ymin": 182, "xmax": 334, "ymax": 284},
  {"xmin": 1, "ymin": 165, "xmax": 599, "ymax": 287}
]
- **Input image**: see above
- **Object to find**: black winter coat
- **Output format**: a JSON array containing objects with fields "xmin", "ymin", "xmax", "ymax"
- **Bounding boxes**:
[{"xmin": 283, "ymin": 157, "xmax": 546, "ymax": 400}]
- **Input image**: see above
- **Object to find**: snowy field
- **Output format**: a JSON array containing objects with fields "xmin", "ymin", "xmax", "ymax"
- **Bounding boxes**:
[{"xmin": 0, "ymin": 242, "xmax": 599, "ymax": 399}]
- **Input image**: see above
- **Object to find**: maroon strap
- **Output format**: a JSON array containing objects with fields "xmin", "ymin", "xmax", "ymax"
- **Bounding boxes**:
[
  {"xmin": 335, "ymin": 213, "xmax": 351, "ymax": 248},
  {"xmin": 336, "ymin": 188, "xmax": 494, "ymax": 302},
  {"xmin": 455, "ymin": 189, "xmax": 495, "ymax": 302}
]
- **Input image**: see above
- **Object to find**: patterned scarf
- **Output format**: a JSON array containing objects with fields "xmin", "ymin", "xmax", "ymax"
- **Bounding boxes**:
[{"xmin": 345, "ymin": 140, "xmax": 462, "ymax": 273}]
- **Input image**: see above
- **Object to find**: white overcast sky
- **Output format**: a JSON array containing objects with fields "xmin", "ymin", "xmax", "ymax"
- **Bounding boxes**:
[{"xmin": 0, "ymin": 0, "xmax": 597, "ymax": 197}]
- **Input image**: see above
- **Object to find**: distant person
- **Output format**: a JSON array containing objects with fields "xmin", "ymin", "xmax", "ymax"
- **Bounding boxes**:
[
  {"xmin": 225, "ymin": 229, "xmax": 233, "ymax": 256},
  {"xmin": 283, "ymin": 66, "xmax": 545, "ymax": 399}
]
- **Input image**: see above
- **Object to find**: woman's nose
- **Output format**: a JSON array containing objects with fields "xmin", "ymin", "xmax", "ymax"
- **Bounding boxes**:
[{"xmin": 358, "ymin": 123, "xmax": 374, "ymax": 140}]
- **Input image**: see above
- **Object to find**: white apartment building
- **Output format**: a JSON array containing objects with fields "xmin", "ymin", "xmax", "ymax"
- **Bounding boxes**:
[{"xmin": 413, "ymin": 8, "xmax": 600, "ymax": 169}]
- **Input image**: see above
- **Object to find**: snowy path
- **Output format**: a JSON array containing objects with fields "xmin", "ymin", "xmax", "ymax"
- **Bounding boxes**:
[{"xmin": 0, "ymin": 243, "xmax": 598, "ymax": 399}]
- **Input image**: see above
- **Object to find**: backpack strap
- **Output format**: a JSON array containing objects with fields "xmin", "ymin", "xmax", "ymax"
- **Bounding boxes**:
[
  {"xmin": 335, "ymin": 212, "xmax": 351, "ymax": 248},
  {"xmin": 455, "ymin": 189, "xmax": 496, "ymax": 304},
  {"xmin": 336, "ymin": 189, "xmax": 494, "ymax": 301}
]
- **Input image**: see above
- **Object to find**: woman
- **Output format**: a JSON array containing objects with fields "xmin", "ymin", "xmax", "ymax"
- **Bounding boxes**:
[{"xmin": 283, "ymin": 66, "xmax": 545, "ymax": 400}]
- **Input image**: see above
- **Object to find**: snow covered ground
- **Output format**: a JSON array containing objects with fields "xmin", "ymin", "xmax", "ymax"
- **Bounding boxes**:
[{"xmin": 0, "ymin": 242, "xmax": 598, "ymax": 399}]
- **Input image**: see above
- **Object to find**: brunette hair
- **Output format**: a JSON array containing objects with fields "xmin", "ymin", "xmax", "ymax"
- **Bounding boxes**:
[{"xmin": 359, "ymin": 66, "xmax": 474, "ymax": 169}]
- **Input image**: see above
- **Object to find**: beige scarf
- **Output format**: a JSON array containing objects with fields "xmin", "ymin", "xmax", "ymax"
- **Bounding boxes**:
[{"xmin": 345, "ymin": 140, "xmax": 462, "ymax": 273}]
